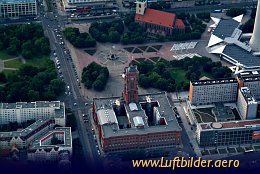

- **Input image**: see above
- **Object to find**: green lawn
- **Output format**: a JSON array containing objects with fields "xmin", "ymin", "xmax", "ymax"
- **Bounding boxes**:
[
  {"xmin": 200, "ymin": 72, "xmax": 213, "ymax": 79},
  {"xmin": 170, "ymin": 68, "xmax": 189, "ymax": 85},
  {"xmin": 4, "ymin": 59, "xmax": 23, "ymax": 69},
  {"xmin": 124, "ymin": 47, "xmax": 135, "ymax": 53},
  {"xmin": 0, "ymin": 51, "xmax": 14, "ymax": 60},
  {"xmin": 138, "ymin": 46, "xmax": 148, "ymax": 52},
  {"xmin": 146, "ymin": 47, "xmax": 157, "ymax": 52},
  {"xmin": 151, "ymin": 45, "xmax": 162, "ymax": 50},
  {"xmin": 133, "ymin": 48, "xmax": 143, "ymax": 53},
  {"xmin": 149, "ymin": 57, "xmax": 160, "ymax": 62},
  {"xmin": 84, "ymin": 49, "xmax": 96, "ymax": 56},
  {"xmin": 26, "ymin": 55, "xmax": 49, "ymax": 68}
]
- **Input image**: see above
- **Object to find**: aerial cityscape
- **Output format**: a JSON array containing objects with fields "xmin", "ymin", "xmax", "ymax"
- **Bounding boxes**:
[{"xmin": 0, "ymin": 0, "xmax": 260, "ymax": 173}]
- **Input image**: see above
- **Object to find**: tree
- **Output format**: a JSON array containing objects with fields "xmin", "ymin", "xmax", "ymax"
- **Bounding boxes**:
[
  {"xmin": 93, "ymin": 80, "xmax": 105, "ymax": 91},
  {"xmin": 28, "ymin": 90, "xmax": 40, "ymax": 101},
  {"xmin": 7, "ymin": 44, "xmax": 17, "ymax": 55},
  {"xmin": 50, "ymin": 79, "xmax": 65, "ymax": 95},
  {"xmin": 0, "ymin": 72, "xmax": 7, "ymax": 83},
  {"xmin": 0, "ymin": 41, "xmax": 3, "ymax": 50},
  {"xmin": 108, "ymin": 31, "xmax": 121, "ymax": 43}
]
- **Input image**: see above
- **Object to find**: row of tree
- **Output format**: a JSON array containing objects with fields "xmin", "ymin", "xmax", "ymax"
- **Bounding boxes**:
[
  {"xmin": 89, "ymin": 20, "xmax": 124, "ymax": 43},
  {"xmin": 136, "ymin": 56, "xmax": 231, "ymax": 92},
  {"xmin": 0, "ymin": 24, "xmax": 50, "ymax": 58},
  {"xmin": 0, "ymin": 60, "xmax": 65, "ymax": 102},
  {"xmin": 226, "ymin": 8, "xmax": 247, "ymax": 17},
  {"xmin": 81, "ymin": 62, "xmax": 109, "ymax": 91},
  {"xmin": 63, "ymin": 27, "xmax": 96, "ymax": 48}
]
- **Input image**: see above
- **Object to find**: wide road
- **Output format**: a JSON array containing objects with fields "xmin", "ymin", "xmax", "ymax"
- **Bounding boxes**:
[{"xmin": 39, "ymin": 0, "xmax": 102, "ymax": 171}]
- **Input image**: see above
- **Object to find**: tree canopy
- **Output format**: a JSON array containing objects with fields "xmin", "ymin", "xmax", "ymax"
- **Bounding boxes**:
[
  {"xmin": 63, "ymin": 27, "xmax": 96, "ymax": 48},
  {"xmin": 0, "ymin": 23, "xmax": 50, "ymax": 58},
  {"xmin": 81, "ymin": 62, "xmax": 109, "ymax": 91},
  {"xmin": 135, "ymin": 56, "xmax": 231, "ymax": 92}
]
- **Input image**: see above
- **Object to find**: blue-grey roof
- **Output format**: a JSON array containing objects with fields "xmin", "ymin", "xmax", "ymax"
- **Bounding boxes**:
[
  {"xmin": 223, "ymin": 45, "xmax": 260, "ymax": 68},
  {"xmin": 213, "ymin": 19, "xmax": 240, "ymax": 40},
  {"xmin": 0, "ymin": 0, "xmax": 35, "ymax": 4}
]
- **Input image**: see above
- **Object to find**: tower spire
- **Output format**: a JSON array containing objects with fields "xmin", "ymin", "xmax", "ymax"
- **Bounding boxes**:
[{"xmin": 249, "ymin": 0, "xmax": 260, "ymax": 51}]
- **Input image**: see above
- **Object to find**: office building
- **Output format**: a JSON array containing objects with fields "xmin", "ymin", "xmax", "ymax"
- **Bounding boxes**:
[
  {"xmin": 196, "ymin": 120, "xmax": 260, "ymax": 147},
  {"xmin": 189, "ymin": 78, "xmax": 238, "ymax": 105},
  {"xmin": 0, "ymin": 0, "xmax": 37, "ymax": 18},
  {"xmin": 237, "ymin": 87, "xmax": 257, "ymax": 120},
  {"xmin": 92, "ymin": 65, "xmax": 182, "ymax": 155}
]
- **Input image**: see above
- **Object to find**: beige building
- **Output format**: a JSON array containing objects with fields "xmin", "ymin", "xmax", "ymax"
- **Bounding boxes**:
[
  {"xmin": 189, "ymin": 79, "xmax": 238, "ymax": 105},
  {"xmin": 0, "ymin": 0, "xmax": 37, "ymax": 18}
]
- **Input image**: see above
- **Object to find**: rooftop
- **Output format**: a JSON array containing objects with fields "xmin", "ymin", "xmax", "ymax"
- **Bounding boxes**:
[
  {"xmin": 135, "ymin": 8, "xmax": 176, "ymax": 28},
  {"xmin": 0, "ymin": 0, "xmax": 35, "ymax": 3},
  {"xmin": 239, "ymin": 87, "xmax": 256, "ymax": 104},
  {"xmin": 30, "ymin": 127, "xmax": 72, "ymax": 149},
  {"xmin": 191, "ymin": 78, "xmax": 237, "ymax": 86},
  {"xmin": 200, "ymin": 119, "xmax": 260, "ymax": 130},
  {"xmin": 212, "ymin": 18, "xmax": 240, "ymax": 40},
  {"xmin": 93, "ymin": 92, "xmax": 181, "ymax": 138},
  {"xmin": 222, "ymin": 45, "xmax": 260, "ymax": 68}
]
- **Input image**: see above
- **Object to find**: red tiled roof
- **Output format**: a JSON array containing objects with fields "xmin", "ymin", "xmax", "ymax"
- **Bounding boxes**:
[
  {"xmin": 175, "ymin": 19, "xmax": 185, "ymax": 29},
  {"xmin": 135, "ymin": 8, "xmax": 176, "ymax": 28}
]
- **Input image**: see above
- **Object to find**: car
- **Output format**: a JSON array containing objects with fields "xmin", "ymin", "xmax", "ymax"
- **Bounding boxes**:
[
  {"xmin": 74, "ymin": 102, "xmax": 77, "ymax": 106},
  {"xmin": 57, "ymin": 66, "xmax": 61, "ymax": 69},
  {"xmin": 96, "ymin": 145, "xmax": 98, "ymax": 148},
  {"xmin": 93, "ymin": 135, "xmax": 96, "ymax": 140},
  {"xmin": 85, "ymin": 103, "xmax": 88, "ymax": 106},
  {"xmin": 97, "ymin": 150, "xmax": 100, "ymax": 155}
]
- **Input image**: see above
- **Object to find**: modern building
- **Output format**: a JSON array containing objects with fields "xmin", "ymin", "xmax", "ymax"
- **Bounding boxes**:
[
  {"xmin": 189, "ymin": 78, "xmax": 238, "ymax": 105},
  {"xmin": 92, "ymin": 65, "xmax": 182, "ymax": 155},
  {"xmin": 237, "ymin": 87, "xmax": 257, "ymax": 120},
  {"xmin": 196, "ymin": 120, "xmax": 260, "ymax": 147},
  {"xmin": 0, "ymin": 0, "xmax": 37, "ymax": 18},
  {"xmin": 62, "ymin": 0, "xmax": 116, "ymax": 12},
  {"xmin": 135, "ymin": 0, "xmax": 185, "ymax": 36},
  {"xmin": 207, "ymin": 15, "xmax": 260, "ymax": 69},
  {"xmin": 0, "ymin": 101, "xmax": 65, "ymax": 126},
  {"xmin": 236, "ymin": 71, "xmax": 260, "ymax": 100}
]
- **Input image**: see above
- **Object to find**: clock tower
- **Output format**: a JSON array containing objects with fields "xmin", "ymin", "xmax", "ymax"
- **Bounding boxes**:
[
  {"xmin": 123, "ymin": 65, "xmax": 139, "ymax": 104},
  {"xmin": 136, "ymin": 0, "xmax": 147, "ymax": 15}
]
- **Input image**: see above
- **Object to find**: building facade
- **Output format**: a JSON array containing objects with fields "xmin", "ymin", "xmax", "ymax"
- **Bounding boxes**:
[
  {"xmin": 189, "ymin": 79, "xmax": 238, "ymax": 105},
  {"xmin": 0, "ymin": 0, "xmax": 37, "ymax": 18},
  {"xmin": 135, "ymin": 0, "xmax": 185, "ymax": 36},
  {"xmin": 237, "ymin": 87, "xmax": 257, "ymax": 120},
  {"xmin": 196, "ymin": 120, "xmax": 260, "ymax": 147},
  {"xmin": 92, "ymin": 65, "xmax": 182, "ymax": 155}
]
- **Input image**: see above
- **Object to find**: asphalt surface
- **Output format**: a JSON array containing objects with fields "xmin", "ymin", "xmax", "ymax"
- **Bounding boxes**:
[{"xmin": 38, "ymin": 0, "xmax": 102, "ymax": 171}]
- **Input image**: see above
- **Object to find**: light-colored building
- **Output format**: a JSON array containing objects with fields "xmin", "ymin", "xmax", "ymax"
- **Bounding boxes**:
[
  {"xmin": 196, "ymin": 120, "xmax": 260, "ymax": 147},
  {"xmin": 0, "ymin": 101, "xmax": 65, "ymax": 126},
  {"xmin": 237, "ymin": 87, "xmax": 257, "ymax": 120},
  {"xmin": 189, "ymin": 79, "xmax": 238, "ymax": 105},
  {"xmin": 0, "ymin": 0, "xmax": 37, "ymax": 18},
  {"xmin": 62, "ymin": 0, "xmax": 116, "ymax": 11}
]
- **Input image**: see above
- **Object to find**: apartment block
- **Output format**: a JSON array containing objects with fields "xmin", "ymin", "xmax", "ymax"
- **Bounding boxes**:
[{"xmin": 189, "ymin": 78, "xmax": 238, "ymax": 105}]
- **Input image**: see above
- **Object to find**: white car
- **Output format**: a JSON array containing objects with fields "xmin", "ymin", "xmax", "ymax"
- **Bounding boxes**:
[
  {"xmin": 57, "ymin": 66, "xmax": 61, "ymax": 69},
  {"xmin": 97, "ymin": 150, "xmax": 100, "ymax": 155}
]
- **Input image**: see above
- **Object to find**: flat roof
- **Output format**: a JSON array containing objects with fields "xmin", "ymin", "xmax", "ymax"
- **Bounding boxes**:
[
  {"xmin": 200, "ymin": 119, "xmax": 260, "ymax": 130},
  {"xmin": 240, "ymin": 87, "xmax": 256, "ymax": 103},
  {"xmin": 222, "ymin": 45, "xmax": 260, "ymax": 68},
  {"xmin": 0, "ymin": 0, "xmax": 35, "ymax": 4},
  {"xmin": 30, "ymin": 127, "xmax": 72, "ymax": 149},
  {"xmin": 191, "ymin": 78, "xmax": 237, "ymax": 86},
  {"xmin": 0, "ymin": 101, "xmax": 65, "ymax": 118},
  {"xmin": 212, "ymin": 18, "xmax": 240, "ymax": 40},
  {"xmin": 93, "ymin": 92, "xmax": 181, "ymax": 138}
]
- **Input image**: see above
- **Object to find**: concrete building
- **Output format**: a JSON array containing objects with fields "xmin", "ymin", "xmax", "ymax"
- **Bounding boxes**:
[
  {"xmin": 0, "ymin": 101, "xmax": 65, "ymax": 126},
  {"xmin": 196, "ymin": 120, "xmax": 260, "ymax": 147},
  {"xmin": 92, "ymin": 65, "xmax": 181, "ymax": 155},
  {"xmin": 135, "ymin": 0, "xmax": 185, "ymax": 36},
  {"xmin": 189, "ymin": 78, "xmax": 238, "ymax": 105},
  {"xmin": 0, "ymin": 0, "xmax": 37, "ymax": 18},
  {"xmin": 249, "ymin": 0, "xmax": 260, "ymax": 51},
  {"xmin": 62, "ymin": 0, "xmax": 116, "ymax": 12},
  {"xmin": 0, "ymin": 101, "xmax": 70, "ymax": 162},
  {"xmin": 237, "ymin": 87, "xmax": 257, "ymax": 120}
]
